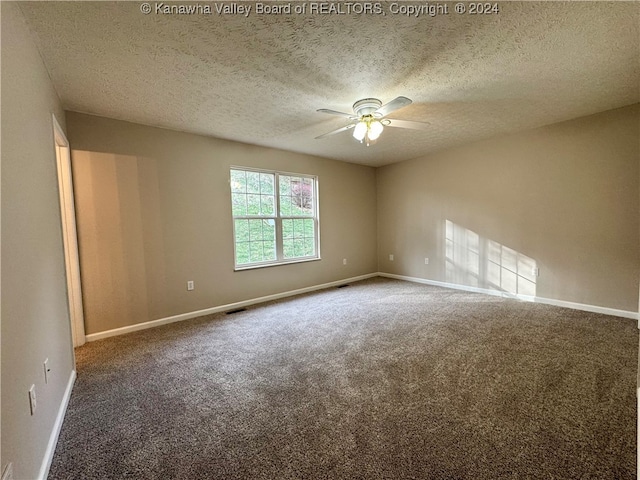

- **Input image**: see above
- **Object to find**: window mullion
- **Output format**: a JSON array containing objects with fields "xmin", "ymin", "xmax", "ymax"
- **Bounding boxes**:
[{"xmin": 275, "ymin": 173, "xmax": 283, "ymax": 261}]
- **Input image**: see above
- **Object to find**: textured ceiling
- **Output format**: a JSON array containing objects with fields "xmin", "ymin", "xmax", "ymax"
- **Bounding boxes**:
[{"xmin": 19, "ymin": 1, "xmax": 640, "ymax": 167}]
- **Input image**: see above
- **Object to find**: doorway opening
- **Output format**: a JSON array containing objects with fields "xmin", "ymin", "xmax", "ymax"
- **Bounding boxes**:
[{"xmin": 53, "ymin": 114, "xmax": 86, "ymax": 347}]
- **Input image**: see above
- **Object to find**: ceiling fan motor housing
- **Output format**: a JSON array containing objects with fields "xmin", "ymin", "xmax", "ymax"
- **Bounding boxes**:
[
  {"xmin": 353, "ymin": 98, "xmax": 383, "ymax": 118},
  {"xmin": 315, "ymin": 96, "xmax": 428, "ymax": 141}
]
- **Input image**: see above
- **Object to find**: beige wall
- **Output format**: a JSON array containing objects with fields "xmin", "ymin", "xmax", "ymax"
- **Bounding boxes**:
[
  {"xmin": 65, "ymin": 112, "xmax": 378, "ymax": 335},
  {"xmin": 1, "ymin": 3, "xmax": 76, "ymax": 479},
  {"xmin": 377, "ymin": 104, "xmax": 640, "ymax": 313},
  {"xmin": 67, "ymin": 105, "xmax": 639, "ymax": 336}
]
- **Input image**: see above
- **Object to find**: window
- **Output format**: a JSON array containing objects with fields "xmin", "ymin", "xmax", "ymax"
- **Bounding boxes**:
[{"xmin": 230, "ymin": 167, "xmax": 319, "ymax": 269}]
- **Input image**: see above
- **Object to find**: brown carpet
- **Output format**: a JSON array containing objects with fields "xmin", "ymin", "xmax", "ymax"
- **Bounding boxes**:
[{"xmin": 48, "ymin": 277, "xmax": 637, "ymax": 479}]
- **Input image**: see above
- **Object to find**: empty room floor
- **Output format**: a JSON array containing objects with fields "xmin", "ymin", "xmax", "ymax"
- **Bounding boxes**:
[{"xmin": 48, "ymin": 278, "xmax": 638, "ymax": 479}]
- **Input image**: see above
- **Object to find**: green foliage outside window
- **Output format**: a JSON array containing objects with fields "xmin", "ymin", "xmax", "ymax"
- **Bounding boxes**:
[{"xmin": 231, "ymin": 168, "xmax": 318, "ymax": 267}]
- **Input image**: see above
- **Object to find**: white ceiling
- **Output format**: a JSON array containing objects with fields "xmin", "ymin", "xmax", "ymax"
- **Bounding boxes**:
[{"xmin": 19, "ymin": 1, "xmax": 640, "ymax": 167}]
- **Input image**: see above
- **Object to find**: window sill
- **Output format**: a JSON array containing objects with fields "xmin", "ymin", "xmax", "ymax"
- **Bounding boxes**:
[{"xmin": 234, "ymin": 256, "xmax": 321, "ymax": 272}]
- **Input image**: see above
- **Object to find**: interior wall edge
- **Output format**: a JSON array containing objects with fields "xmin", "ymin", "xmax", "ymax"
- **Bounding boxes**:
[{"xmin": 2, "ymin": 3, "xmax": 76, "ymax": 478}]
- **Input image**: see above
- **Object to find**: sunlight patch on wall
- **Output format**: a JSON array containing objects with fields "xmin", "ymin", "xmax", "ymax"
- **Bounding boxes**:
[
  {"xmin": 445, "ymin": 220, "xmax": 537, "ymax": 297},
  {"xmin": 445, "ymin": 221, "xmax": 480, "ymax": 287}
]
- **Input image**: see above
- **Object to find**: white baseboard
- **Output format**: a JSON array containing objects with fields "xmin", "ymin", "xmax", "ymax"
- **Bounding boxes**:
[
  {"xmin": 378, "ymin": 272, "xmax": 639, "ymax": 321},
  {"xmin": 38, "ymin": 369, "xmax": 76, "ymax": 480},
  {"xmin": 86, "ymin": 273, "xmax": 378, "ymax": 342},
  {"xmin": 86, "ymin": 271, "xmax": 638, "ymax": 342}
]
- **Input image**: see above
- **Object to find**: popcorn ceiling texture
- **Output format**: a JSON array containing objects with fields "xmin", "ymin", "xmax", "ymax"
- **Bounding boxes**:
[{"xmin": 19, "ymin": 1, "xmax": 639, "ymax": 166}]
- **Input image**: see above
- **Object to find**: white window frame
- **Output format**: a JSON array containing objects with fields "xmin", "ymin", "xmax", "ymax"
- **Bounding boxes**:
[{"xmin": 230, "ymin": 166, "xmax": 320, "ymax": 270}]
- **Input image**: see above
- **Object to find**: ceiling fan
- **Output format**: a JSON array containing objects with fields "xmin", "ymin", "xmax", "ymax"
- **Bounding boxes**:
[{"xmin": 315, "ymin": 96, "xmax": 430, "ymax": 146}]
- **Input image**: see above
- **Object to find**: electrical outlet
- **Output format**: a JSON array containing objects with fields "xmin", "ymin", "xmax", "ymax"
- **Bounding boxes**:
[
  {"xmin": 424, "ymin": 257, "xmax": 429, "ymax": 265},
  {"xmin": 532, "ymin": 267, "xmax": 539, "ymax": 277},
  {"xmin": 187, "ymin": 281, "xmax": 194, "ymax": 291},
  {"xmin": 389, "ymin": 254, "xmax": 394, "ymax": 261},
  {"xmin": 28, "ymin": 385, "xmax": 36, "ymax": 415},
  {"xmin": 343, "ymin": 258, "xmax": 347, "ymax": 265},
  {"xmin": 1, "ymin": 462, "xmax": 14, "ymax": 480},
  {"xmin": 44, "ymin": 358, "xmax": 50, "ymax": 384}
]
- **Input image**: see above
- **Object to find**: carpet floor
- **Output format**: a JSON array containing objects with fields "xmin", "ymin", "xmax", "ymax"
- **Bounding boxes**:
[{"xmin": 48, "ymin": 277, "xmax": 638, "ymax": 479}]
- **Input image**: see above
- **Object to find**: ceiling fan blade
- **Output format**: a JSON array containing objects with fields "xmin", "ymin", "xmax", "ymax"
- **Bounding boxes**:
[
  {"xmin": 317, "ymin": 108, "xmax": 357, "ymax": 119},
  {"xmin": 314, "ymin": 123, "xmax": 355, "ymax": 139},
  {"xmin": 375, "ymin": 96, "xmax": 412, "ymax": 117},
  {"xmin": 385, "ymin": 119, "xmax": 431, "ymax": 131}
]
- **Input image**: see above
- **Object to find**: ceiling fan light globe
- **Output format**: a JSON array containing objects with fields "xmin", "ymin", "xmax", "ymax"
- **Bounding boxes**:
[
  {"xmin": 353, "ymin": 121, "xmax": 367, "ymax": 141},
  {"xmin": 368, "ymin": 120, "xmax": 383, "ymax": 140}
]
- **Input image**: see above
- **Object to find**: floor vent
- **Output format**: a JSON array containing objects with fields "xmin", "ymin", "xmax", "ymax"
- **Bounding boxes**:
[{"xmin": 226, "ymin": 308, "xmax": 247, "ymax": 315}]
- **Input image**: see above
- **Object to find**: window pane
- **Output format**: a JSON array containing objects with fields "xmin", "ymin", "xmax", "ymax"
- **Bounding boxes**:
[
  {"xmin": 279, "ymin": 175, "xmax": 291, "ymax": 195},
  {"xmin": 260, "ymin": 173, "xmax": 274, "ymax": 194},
  {"xmin": 279, "ymin": 174, "xmax": 314, "ymax": 217},
  {"xmin": 231, "ymin": 193, "xmax": 247, "ymax": 216},
  {"xmin": 293, "ymin": 238, "xmax": 305, "ymax": 257},
  {"xmin": 291, "ymin": 178, "xmax": 312, "ymax": 213},
  {"xmin": 248, "ymin": 219, "xmax": 264, "ymax": 240},
  {"xmin": 261, "ymin": 195, "xmax": 274, "ymax": 215},
  {"xmin": 249, "ymin": 242, "xmax": 264, "ymax": 263},
  {"xmin": 263, "ymin": 219, "xmax": 276, "ymax": 241},
  {"xmin": 283, "ymin": 239, "xmax": 294, "ymax": 259},
  {"xmin": 246, "ymin": 171, "xmax": 261, "ymax": 193},
  {"xmin": 248, "ymin": 219, "xmax": 276, "ymax": 241},
  {"xmin": 236, "ymin": 242, "xmax": 250, "ymax": 265},
  {"xmin": 247, "ymin": 194, "xmax": 261, "ymax": 215},
  {"xmin": 235, "ymin": 219, "xmax": 276, "ymax": 266},
  {"xmin": 230, "ymin": 172, "xmax": 275, "ymax": 217},
  {"xmin": 280, "ymin": 195, "xmax": 292, "ymax": 216},
  {"xmin": 304, "ymin": 237, "xmax": 315, "ymax": 256},
  {"xmin": 234, "ymin": 219, "xmax": 249, "ymax": 242},
  {"xmin": 230, "ymin": 170, "xmax": 246, "ymax": 193},
  {"xmin": 293, "ymin": 219, "xmax": 305, "ymax": 238},
  {"xmin": 263, "ymin": 241, "xmax": 276, "ymax": 260},
  {"xmin": 283, "ymin": 237, "xmax": 314, "ymax": 260},
  {"xmin": 304, "ymin": 219, "xmax": 314, "ymax": 237},
  {"xmin": 282, "ymin": 219, "xmax": 293, "ymax": 240}
]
